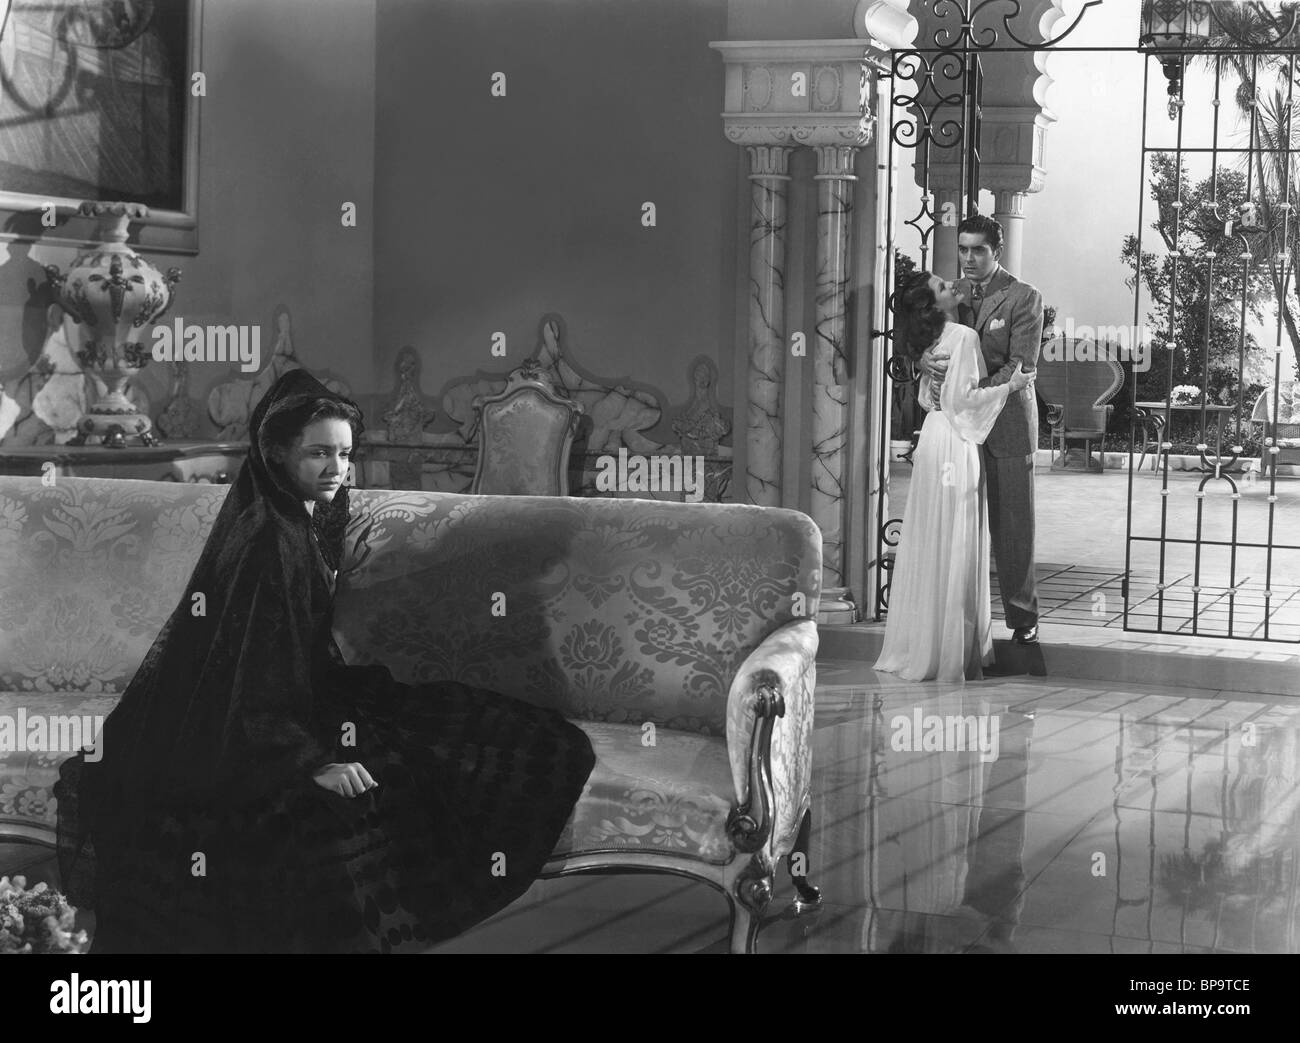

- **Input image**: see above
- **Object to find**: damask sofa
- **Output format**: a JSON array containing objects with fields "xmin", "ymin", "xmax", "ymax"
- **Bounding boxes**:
[{"xmin": 0, "ymin": 477, "xmax": 821, "ymax": 953}]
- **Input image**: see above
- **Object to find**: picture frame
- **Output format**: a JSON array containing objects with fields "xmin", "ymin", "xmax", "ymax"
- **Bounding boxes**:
[{"xmin": 0, "ymin": 0, "xmax": 203, "ymax": 254}]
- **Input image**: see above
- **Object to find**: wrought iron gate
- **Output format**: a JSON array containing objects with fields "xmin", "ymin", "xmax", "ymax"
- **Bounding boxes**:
[
  {"xmin": 1125, "ymin": 13, "xmax": 1300, "ymax": 643},
  {"xmin": 869, "ymin": 0, "xmax": 1299, "ymax": 644},
  {"xmin": 871, "ymin": 0, "xmax": 1095, "ymax": 617}
]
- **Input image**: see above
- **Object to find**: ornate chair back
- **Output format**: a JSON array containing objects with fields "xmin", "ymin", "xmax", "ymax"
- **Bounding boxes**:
[
  {"xmin": 1251, "ymin": 381, "xmax": 1300, "ymax": 470},
  {"xmin": 471, "ymin": 360, "xmax": 583, "ymax": 495},
  {"xmin": 1251, "ymin": 380, "xmax": 1299, "ymax": 426},
  {"xmin": 1036, "ymin": 338, "xmax": 1124, "ymax": 434}
]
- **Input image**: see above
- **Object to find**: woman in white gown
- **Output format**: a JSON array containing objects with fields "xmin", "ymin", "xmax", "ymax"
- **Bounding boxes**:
[{"xmin": 875, "ymin": 272, "xmax": 1036, "ymax": 683}]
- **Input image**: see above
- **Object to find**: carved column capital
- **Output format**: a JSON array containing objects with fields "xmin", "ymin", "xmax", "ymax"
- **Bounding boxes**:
[
  {"xmin": 994, "ymin": 188, "xmax": 1028, "ymax": 218},
  {"xmin": 992, "ymin": 188, "xmax": 1030, "ymax": 277},
  {"xmin": 813, "ymin": 145, "xmax": 860, "ymax": 180},
  {"xmin": 712, "ymin": 40, "xmax": 887, "ymax": 152},
  {"xmin": 726, "ymin": 121, "xmax": 873, "ymax": 148},
  {"xmin": 746, "ymin": 145, "xmax": 793, "ymax": 180}
]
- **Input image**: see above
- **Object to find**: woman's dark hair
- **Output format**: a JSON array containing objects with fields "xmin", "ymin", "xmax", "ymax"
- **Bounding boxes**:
[
  {"xmin": 260, "ymin": 393, "xmax": 365, "ymax": 571},
  {"xmin": 261, "ymin": 396, "xmax": 365, "ymax": 467},
  {"xmin": 892, "ymin": 270, "xmax": 946, "ymax": 360}
]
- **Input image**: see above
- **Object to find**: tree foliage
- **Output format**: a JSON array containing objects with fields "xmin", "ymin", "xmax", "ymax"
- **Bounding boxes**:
[{"xmin": 1121, "ymin": 152, "xmax": 1271, "ymax": 408}]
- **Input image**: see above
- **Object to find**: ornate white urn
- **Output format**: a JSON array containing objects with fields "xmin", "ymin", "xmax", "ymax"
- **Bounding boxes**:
[{"xmin": 44, "ymin": 201, "xmax": 182, "ymax": 446}]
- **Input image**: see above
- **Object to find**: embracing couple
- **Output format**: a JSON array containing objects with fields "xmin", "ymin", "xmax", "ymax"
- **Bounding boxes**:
[{"xmin": 875, "ymin": 214, "xmax": 1043, "ymax": 683}]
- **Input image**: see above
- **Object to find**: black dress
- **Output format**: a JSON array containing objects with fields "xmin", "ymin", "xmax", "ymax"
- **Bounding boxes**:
[{"xmin": 54, "ymin": 370, "xmax": 596, "ymax": 953}]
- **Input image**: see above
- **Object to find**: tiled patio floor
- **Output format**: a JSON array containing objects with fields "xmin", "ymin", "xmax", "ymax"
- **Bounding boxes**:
[
  {"xmin": 888, "ymin": 459, "xmax": 1300, "ymax": 643},
  {"xmin": 992, "ymin": 562, "xmax": 1300, "ymax": 642}
]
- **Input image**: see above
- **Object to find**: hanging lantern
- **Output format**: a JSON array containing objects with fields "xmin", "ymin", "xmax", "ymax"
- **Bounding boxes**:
[
  {"xmin": 1139, "ymin": 1, "xmax": 1215, "ymax": 50},
  {"xmin": 1138, "ymin": 1, "xmax": 1219, "ymax": 120}
]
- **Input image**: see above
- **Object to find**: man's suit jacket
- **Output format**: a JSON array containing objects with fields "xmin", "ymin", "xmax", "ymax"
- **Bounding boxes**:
[{"xmin": 954, "ymin": 266, "xmax": 1044, "ymax": 458}]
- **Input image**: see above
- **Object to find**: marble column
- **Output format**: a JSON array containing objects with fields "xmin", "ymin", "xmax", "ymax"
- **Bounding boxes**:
[
  {"xmin": 745, "ymin": 145, "xmax": 793, "ymax": 507},
  {"xmin": 812, "ymin": 145, "xmax": 858, "ymax": 621},
  {"xmin": 993, "ymin": 189, "xmax": 1028, "ymax": 277}
]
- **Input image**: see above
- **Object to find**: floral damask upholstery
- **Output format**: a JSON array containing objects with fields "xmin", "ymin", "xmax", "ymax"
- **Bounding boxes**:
[
  {"xmin": 0, "ymin": 478, "xmax": 227, "ymax": 839},
  {"xmin": 564, "ymin": 721, "xmax": 734, "ymax": 864},
  {"xmin": 0, "ymin": 479, "xmax": 228, "ymax": 694},
  {"xmin": 335, "ymin": 492, "xmax": 819, "ymax": 732},
  {"xmin": 0, "ymin": 695, "xmax": 118, "ymax": 833},
  {"xmin": 0, "ymin": 477, "xmax": 822, "ymax": 951}
]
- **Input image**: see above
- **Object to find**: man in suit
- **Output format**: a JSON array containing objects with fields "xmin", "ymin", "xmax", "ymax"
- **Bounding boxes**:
[{"xmin": 921, "ymin": 214, "xmax": 1043, "ymax": 643}]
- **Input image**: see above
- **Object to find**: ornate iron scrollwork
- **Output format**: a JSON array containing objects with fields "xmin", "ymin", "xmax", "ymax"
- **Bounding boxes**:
[
  {"xmin": 936, "ymin": 0, "xmax": 1104, "ymax": 51},
  {"xmin": 870, "ymin": 0, "xmax": 1129, "ymax": 624},
  {"xmin": 876, "ymin": 517, "xmax": 904, "ymax": 613},
  {"xmin": 889, "ymin": 49, "xmax": 969, "ymax": 149},
  {"xmin": 885, "ymin": 353, "xmax": 916, "ymax": 384}
]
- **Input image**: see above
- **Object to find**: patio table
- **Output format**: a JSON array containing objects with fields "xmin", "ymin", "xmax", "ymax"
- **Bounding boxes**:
[{"xmin": 1133, "ymin": 401, "xmax": 1242, "ymax": 473}]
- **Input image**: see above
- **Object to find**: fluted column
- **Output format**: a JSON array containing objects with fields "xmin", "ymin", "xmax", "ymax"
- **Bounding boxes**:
[
  {"xmin": 711, "ymin": 38, "xmax": 905, "ymax": 622},
  {"xmin": 993, "ymin": 188, "xmax": 1028, "ymax": 277},
  {"xmin": 745, "ymin": 145, "xmax": 793, "ymax": 507},
  {"xmin": 812, "ymin": 144, "xmax": 858, "ymax": 621}
]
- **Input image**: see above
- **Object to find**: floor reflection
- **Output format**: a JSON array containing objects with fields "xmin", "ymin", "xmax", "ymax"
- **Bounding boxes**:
[{"xmin": 773, "ymin": 667, "xmax": 1300, "ymax": 953}]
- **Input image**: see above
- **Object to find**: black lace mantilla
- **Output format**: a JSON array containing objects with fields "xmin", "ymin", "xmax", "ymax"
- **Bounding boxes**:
[{"xmin": 54, "ymin": 369, "xmax": 595, "ymax": 953}]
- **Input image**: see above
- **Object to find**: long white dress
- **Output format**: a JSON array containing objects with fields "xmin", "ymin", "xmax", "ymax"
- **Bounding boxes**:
[{"xmin": 874, "ymin": 322, "xmax": 1011, "ymax": 683}]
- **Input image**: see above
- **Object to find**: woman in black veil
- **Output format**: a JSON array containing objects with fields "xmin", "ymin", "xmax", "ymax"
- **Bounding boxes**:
[{"xmin": 54, "ymin": 368, "xmax": 596, "ymax": 953}]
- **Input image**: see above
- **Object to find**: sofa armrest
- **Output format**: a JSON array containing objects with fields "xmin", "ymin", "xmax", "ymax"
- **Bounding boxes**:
[{"xmin": 724, "ymin": 618, "xmax": 818, "ymax": 859}]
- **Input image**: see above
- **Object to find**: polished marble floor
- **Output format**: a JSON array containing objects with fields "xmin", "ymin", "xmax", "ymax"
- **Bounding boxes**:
[
  {"xmin": 436, "ymin": 659, "xmax": 1300, "ymax": 953},
  {"xmin": 8, "ymin": 660, "xmax": 1297, "ymax": 953}
]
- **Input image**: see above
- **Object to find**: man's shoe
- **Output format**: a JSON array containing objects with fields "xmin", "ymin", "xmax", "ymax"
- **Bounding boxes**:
[{"xmin": 1012, "ymin": 625, "xmax": 1038, "ymax": 645}]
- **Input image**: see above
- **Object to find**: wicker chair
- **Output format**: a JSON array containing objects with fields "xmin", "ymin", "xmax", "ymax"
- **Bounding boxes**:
[
  {"xmin": 1035, "ymin": 337, "xmax": 1124, "ymax": 472},
  {"xmin": 471, "ymin": 359, "xmax": 583, "ymax": 495},
  {"xmin": 1251, "ymin": 380, "xmax": 1300, "ymax": 477}
]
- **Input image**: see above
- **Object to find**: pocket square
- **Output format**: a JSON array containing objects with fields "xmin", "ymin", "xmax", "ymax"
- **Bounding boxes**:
[{"xmin": 989, "ymin": 317, "xmax": 1006, "ymax": 330}]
